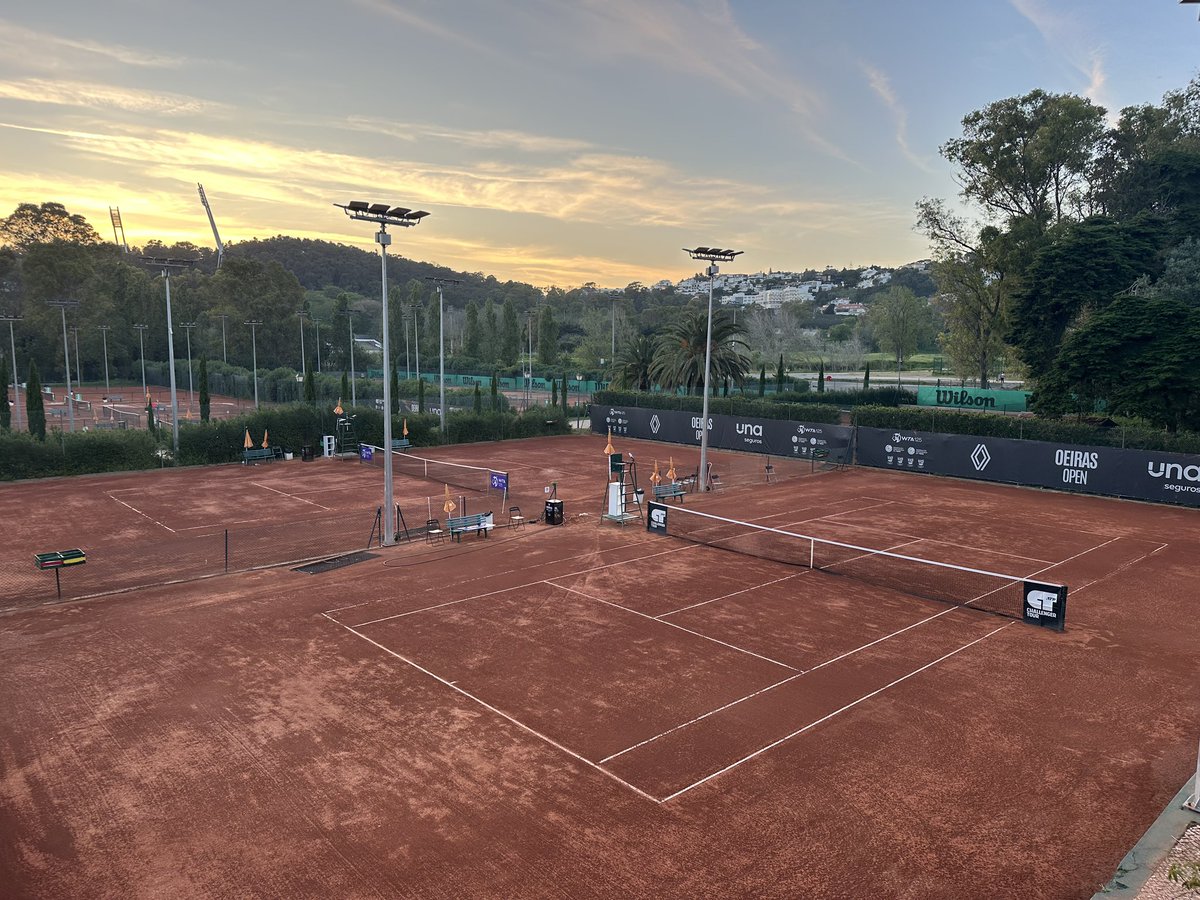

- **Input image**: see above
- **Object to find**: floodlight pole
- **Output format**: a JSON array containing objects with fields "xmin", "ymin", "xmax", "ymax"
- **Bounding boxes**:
[
  {"xmin": 216, "ymin": 314, "xmax": 229, "ymax": 364},
  {"xmin": 314, "ymin": 318, "xmax": 321, "ymax": 373},
  {"xmin": 345, "ymin": 310, "xmax": 357, "ymax": 407},
  {"xmin": 181, "ymin": 323, "xmax": 197, "ymax": 416},
  {"xmin": 98, "ymin": 325, "xmax": 111, "ymax": 393},
  {"xmin": 47, "ymin": 300, "xmax": 79, "ymax": 433},
  {"xmin": 334, "ymin": 200, "xmax": 430, "ymax": 546},
  {"xmin": 412, "ymin": 304, "xmax": 421, "ymax": 390},
  {"xmin": 1, "ymin": 314, "xmax": 24, "ymax": 431},
  {"xmin": 425, "ymin": 276, "xmax": 461, "ymax": 436},
  {"xmin": 526, "ymin": 310, "xmax": 535, "ymax": 409},
  {"xmin": 297, "ymin": 310, "xmax": 308, "ymax": 380},
  {"xmin": 244, "ymin": 321, "xmax": 262, "ymax": 409},
  {"xmin": 134, "ymin": 324, "xmax": 148, "ymax": 399},
  {"xmin": 70, "ymin": 326, "xmax": 81, "ymax": 388},
  {"xmin": 403, "ymin": 312, "xmax": 411, "ymax": 380},
  {"xmin": 684, "ymin": 247, "xmax": 743, "ymax": 491},
  {"xmin": 142, "ymin": 257, "xmax": 196, "ymax": 455}
]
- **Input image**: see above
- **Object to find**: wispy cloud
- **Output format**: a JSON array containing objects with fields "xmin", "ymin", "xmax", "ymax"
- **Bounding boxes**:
[
  {"xmin": 0, "ymin": 79, "xmax": 223, "ymax": 116},
  {"xmin": 861, "ymin": 64, "xmax": 937, "ymax": 174},
  {"xmin": 345, "ymin": 117, "xmax": 594, "ymax": 154},
  {"xmin": 1009, "ymin": 0, "xmax": 1113, "ymax": 116},
  {"xmin": 0, "ymin": 18, "xmax": 187, "ymax": 69}
]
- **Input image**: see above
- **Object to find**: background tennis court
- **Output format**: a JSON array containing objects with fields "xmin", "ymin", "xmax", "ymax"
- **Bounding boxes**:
[{"xmin": 1, "ymin": 433, "xmax": 1197, "ymax": 898}]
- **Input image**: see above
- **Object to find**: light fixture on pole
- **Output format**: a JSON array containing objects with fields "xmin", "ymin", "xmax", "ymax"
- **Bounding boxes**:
[
  {"xmin": 141, "ymin": 256, "xmax": 196, "ymax": 455},
  {"xmin": 0, "ymin": 314, "xmax": 23, "ymax": 431},
  {"xmin": 425, "ymin": 276, "xmax": 461, "ymax": 436},
  {"xmin": 133, "ymin": 324, "xmax": 148, "ymax": 399},
  {"xmin": 343, "ymin": 308, "xmax": 357, "ymax": 407},
  {"xmin": 334, "ymin": 200, "xmax": 430, "ymax": 546},
  {"xmin": 683, "ymin": 246, "xmax": 743, "ymax": 491},
  {"xmin": 244, "ymin": 320, "xmax": 262, "ymax": 409},
  {"xmin": 181, "ymin": 323, "xmax": 197, "ymax": 417},
  {"xmin": 216, "ymin": 313, "xmax": 229, "ymax": 364},
  {"xmin": 46, "ymin": 299, "xmax": 80, "ymax": 433},
  {"xmin": 97, "ymin": 325, "xmax": 111, "ymax": 393}
]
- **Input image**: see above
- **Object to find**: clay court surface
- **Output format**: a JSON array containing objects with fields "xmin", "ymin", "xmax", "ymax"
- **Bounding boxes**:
[
  {"xmin": 1, "ymin": 434, "xmax": 1198, "ymax": 898},
  {"xmin": 27, "ymin": 384, "xmax": 247, "ymax": 432}
]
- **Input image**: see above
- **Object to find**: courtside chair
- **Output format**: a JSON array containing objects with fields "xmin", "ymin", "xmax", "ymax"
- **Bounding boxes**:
[
  {"xmin": 509, "ymin": 506, "xmax": 526, "ymax": 531},
  {"xmin": 425, "ymin": 518, "xmax": 445, "ymax": 544}
]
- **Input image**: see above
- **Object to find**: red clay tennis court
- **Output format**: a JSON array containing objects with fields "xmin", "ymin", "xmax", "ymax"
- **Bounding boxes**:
[{"xmin": 1, "ymin": 433, "xmax": 1197, "ymax": 898}]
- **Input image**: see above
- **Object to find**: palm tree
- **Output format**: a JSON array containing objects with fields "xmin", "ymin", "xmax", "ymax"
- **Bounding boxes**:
[
  {"xmin": 612, "ymin": 334, "xmax": 658, "ymax": 391},
  {"xmin": 651, "ymin": 309, "xmax": 749, "ymax": 395}
]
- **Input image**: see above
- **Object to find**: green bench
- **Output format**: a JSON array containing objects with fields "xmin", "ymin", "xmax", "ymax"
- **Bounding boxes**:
[
  {"xmin": 653, "ymin": 482, "xmax": 686, "ymax": 503},
  {"xmin": 447, "ymin": 512, "xmax": 493, "ymax": 541},
  {"xmin": 391, "ymin": 438, "xmax": 411, "ymax": 451},
  {"xmin": 242, "ymin": 447, "xmax": 275, "ymax": 464}
]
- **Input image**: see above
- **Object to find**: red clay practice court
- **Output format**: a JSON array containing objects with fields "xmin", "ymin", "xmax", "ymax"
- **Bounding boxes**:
[{"xmin": 1, "ymin": 433, "xmax": 1197, "ymax": 898}]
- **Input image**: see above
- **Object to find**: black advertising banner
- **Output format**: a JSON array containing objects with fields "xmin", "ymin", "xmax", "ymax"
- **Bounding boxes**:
[
  {"xmin": 647, "ymin": 501, "xmax": 668, "ymax": 534},
  {"xmin": 856, "ymin": 426, "xmax": 1200, "ymax": 508},
  {"xmin": 591, "ymin": 405, "xmax": 853, "ymax": 463},
  {"xmin": 1022, "ymin": 581, "xmax": 1067, "ymax": 632}
]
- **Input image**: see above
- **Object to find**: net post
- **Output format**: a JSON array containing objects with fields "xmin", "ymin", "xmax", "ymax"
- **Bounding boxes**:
[
  {"xmin": 1186, "ymin": 735, "xmax": 1200, "ymax": 813},
  {"xmin": 224, "ymin": 529, "xmax": 229, "ymax": 573},
  {"xmin": 809, "ymin": 537, "xmax": 814, "ymax": 570},
  {"xmin": 55, "ymin": 568, "xmax": 61, "ymax": 600}
]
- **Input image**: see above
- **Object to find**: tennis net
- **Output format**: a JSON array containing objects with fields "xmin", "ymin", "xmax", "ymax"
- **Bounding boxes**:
[
  {"xmin": 646, "ymin": 502, "xmax": 1067, "ymax": 629},
  {"xmin": 361, "ymin": 445, "xmax": 507, "ymax": 496}
]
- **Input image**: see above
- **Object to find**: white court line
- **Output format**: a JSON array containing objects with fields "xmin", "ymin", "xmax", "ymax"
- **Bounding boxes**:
[
  {"xmin": 250, "ymin": 481, "xmax": 332, "ymax": 511},
  {"xmin": 325, "ymin": 614, "xmax": 661, "ymax": 804},
  {"xmin": 550, "ymin": 582, "xmax": 798, "ymax": 672},
  {"xmin": 106, "ymin": 493, "xmax": 177, "ymax": 533},
  {"xmin": 346, "ymin": 542, "xmax": 699, "ymax": 628},
  {"xmin": 659, "ymin": 622, "xmax": 1013, "ymax": 803},
  {"xmin": 1055, "ymin": 539, "xmax": 1168, "ymax": 596}
]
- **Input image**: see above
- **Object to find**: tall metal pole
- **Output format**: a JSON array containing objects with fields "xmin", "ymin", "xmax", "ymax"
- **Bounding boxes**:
[
  {"xmin": 298, "ymin": 310, "xmax": 307, "ymax": 379},
  {"xmin": 245, "ymin": 321, "xmax": 261, "ymax": 409},
  {"xmin": 378, "ymin": 228, "xmax": 396, "ymax": 545},
  {"xmin": 134, "ymin": 324, "xmax": 148, "ymax": 399},
  {"xmin": 2, "ymin": 315, "xmax": 23, "ymax": 431},
  {"xmin": 98, "ymin": 325, "xmax": 111, "ymax": 393},
  {"xmin": 163, "ymin": 272, "xmax": 181, "ymax": 454},
  {"xmin": 698, "ymin": 266, "xmax": 716, "ymax": 491},
  {"xmin": 404, "ymin": 313, "xmax": 411, "ymax": 380},
  {"xmin": 314, "ymin": 318, "xmax": 321, "ymax": 373},
  {"xmin": 70, "ymin": 326, "xmax": 81, "ymax": 388},
  {"xmin": 347, "ymin": 311, "xmax": 356, "ymax": 407},
  {"xmin": 413, "ymin": 305, "xmax": 420, "ymax": 389},
  {"xmin": 217, "ymin": 314, "xmax": 228, "ymax": 364}
]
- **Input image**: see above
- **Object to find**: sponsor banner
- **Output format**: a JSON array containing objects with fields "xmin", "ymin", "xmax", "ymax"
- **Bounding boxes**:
[
  {"xmin": 590, "ymin": 406, "xmax": 853, "ymax": 461},
  {"xmin": 1023, "ymin": 581, "xmax": 1067, "ymax": 632},
  {"xmin": 647, "ymin": 501, "xmax": 669, "ymax": 534},
  {"xmin": 916, "ymin": 385, "xmax": 1031, "ymax": 412},
  {"xmin": 857, "ymin": 426, "xmax": 1200, "ymax": 508}
]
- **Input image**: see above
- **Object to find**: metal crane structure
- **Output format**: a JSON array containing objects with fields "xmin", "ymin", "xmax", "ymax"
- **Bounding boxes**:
[{"xmin": 197, "ymin": 183, "xmax": 224, "ymax": 269}]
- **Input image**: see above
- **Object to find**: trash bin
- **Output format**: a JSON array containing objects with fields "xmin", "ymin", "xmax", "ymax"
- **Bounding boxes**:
[
  {"xmin": 544, "ymin": 499, "xmax": 564, "ymax": 526},
  {"xmin": 301, "ymin": 445, "xmax": 314, "ymax": 462}
]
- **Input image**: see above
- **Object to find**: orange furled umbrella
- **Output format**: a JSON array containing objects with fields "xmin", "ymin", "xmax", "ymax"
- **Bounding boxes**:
[
  {"xmin": 604, "ymin": 428, "xmax": 615, "ymax": 456},
  {"xmin": 243, "ymin": 429, "xmax": 253, "ymax": 449},
  {"xmin": 443, "ymin": 484, "xmax": 457, "ymax": 515},
  {"xmin": 261, "ymin": 429, "xmax": 269, "ymax": 449},
  {"xmin": 650, "ymin": 460, "xmax": 662, "ymax": 486}
]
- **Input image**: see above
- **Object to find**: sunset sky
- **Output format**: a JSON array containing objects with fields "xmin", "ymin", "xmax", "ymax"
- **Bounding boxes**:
[{"xmin": 1, "ymin": 1, "xmax": 1196, "ymax": 288}]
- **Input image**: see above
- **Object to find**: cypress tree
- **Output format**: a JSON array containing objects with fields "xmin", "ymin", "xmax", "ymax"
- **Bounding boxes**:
[
  {"xmin": 473, "ymin": 383, "xmax": 482, "ymax": 413},
  {"xmin": 863, "ymin": 362, "xmax": 871, "ymax": 389},
  {"xmin": 418, "ymin": 377, "xmax": 426, "ymax": 413},
  {"xmin": 0, "ymin": 352, "xmax": 10, "ymax": 431},
  {"xmin": 26, "ymin": 360, "xmax": 45, "ymax": 440},
  {"xmin": 551, "ymin": 378, "xmax": 558, "ymax": 407},
  {"xmin": 303, "ymin": 361, "xmax": 316, "ymax": 404},
  {"xmin": 390, "ymin": 365, "xmax": 400, "ymax": 415},
  {"xmin": 758, "ymin": 364, "xmax": 766, "ymax": 397},
  {"xmin": 146, "ymin": 398, "xmax": 156, "ymax": 435},
  {"xmin": 561, "ymin": 374, "xmax": 568, "ymax": 415},
  {"xmin": 490, "ymin": 372, "xmax": 498, "ymax": 411},
  {"xmin": 776, "ymin": 354, "xmax": 786, "ymax": 393},
  {"xmin": 199, "ymin": 358, "xmax": 211, "ymax": 422},
  {"xmin": 817, "ymin": 359, "xmax": 825, "ymax": 393}
]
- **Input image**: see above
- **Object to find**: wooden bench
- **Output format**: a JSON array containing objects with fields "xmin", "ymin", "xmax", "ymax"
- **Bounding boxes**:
[
  {"xmin": 242, "ymin": 447, "xmax": 275, "ymax": 464},
  {"xmin": 391, "ymin": 438, "xmax": 411, "ymax": 451},
  {"xmin": 447, "ymin": 512, "xmax": 493, "ymax": 541},
  {"xmin": 653, "ymin": 482, "xmax": 686, "ymax": 503}
]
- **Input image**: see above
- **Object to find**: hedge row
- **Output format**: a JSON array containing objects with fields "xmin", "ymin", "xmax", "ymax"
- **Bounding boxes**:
[
  {"xmin": 591, "ymin": 390, "xmax": 843, "ymax": 425},
  {"xmin": 772, "ymin": 386, "xmax": 915, "ymax": 408},
  {"xmin": 0, "ymin": 429, "xmax": 160, "ymax": 480},
  {"xmin": 852, "ymin": 406, "xmax": 1200, "ymax": 454}
]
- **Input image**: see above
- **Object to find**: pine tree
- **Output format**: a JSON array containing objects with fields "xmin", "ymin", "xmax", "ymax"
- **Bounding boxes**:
[
  {"xmin": 758, "ymin": 364, "xmax": 766, "ymax": 396},
  {"xmin": 0, "ymin": 352, "xmax": 10, "ymax": 431},
  {"xmin": 473, "ymin": 383, "xmax": 482, "ymax": 413},
  {"xmin": 199, "ymin": 358, "xmax": 211, "ymax": 422},
  {"xmin": 26, "ymin": 360, "xmax": 45, "ymax": 439},
  {"xmin": 817, "ymin": 359, "xmax": 825, "ymax": 393}
]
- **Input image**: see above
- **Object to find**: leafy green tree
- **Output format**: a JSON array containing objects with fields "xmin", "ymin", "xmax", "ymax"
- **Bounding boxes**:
[
  {"xmin": 464, "ymin": 300, "xmax": 481, "ymax": 358},
  {"xmin": 650, "ymin": 309, "xmax": 749, "ymax": 396},
  {"xmin": 26, "ymin": 360, "xmax": 45, "ymax": 439},
  {"xmin": 612, "ymin": 335, "xmax": 656, "ymax": 391},
  {"xmin": 537, "ymin": 305, "xmax": 558, "ymax": 365},
  {"xmin": 482, "ymin": 300, "xmax": 498, "ymax": 364},
  {"xmin": 0, "ymin": 202, "xmax": 102, "ymax": 251},
  {"xmin": 303, "ymin": 361, "xmax": 316, "ymax": 404},
  {"xmin": 0, "ymin": 352, "xmax": 9, "ymax": 431},
  {"xmin": 473, "ymin": 383, "xmax": 482, "ymax": 412},
  {"xmin": 500, "ymin": 298, "xmax": 520, "ymax": 365},
  {"xmin": 198, "ymin": 357, "xmax": 210, "ymax": 422},
  {"xmin": 869, "ymin": 287, "xmax": 934, "ymax": 380},
  {"xmin": 758, "ymin": 364, "xmax": 765, "ymax": 396}
]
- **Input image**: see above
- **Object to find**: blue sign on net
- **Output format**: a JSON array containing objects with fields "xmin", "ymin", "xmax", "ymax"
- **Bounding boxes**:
[
  {"xmin": 360, "ymin": 445, "xmax": 373, "ymax": 461},
  {"xmin": 490, "ymin": 471, "xmax": 508, "ymax": 492}
]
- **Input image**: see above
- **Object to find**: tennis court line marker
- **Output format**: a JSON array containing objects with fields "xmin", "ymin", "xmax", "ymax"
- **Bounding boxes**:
[
  {"xmin": 106, "ymin": 493, "xmax": 177, "ymax": 533},
  {"xmin": 250, "ymin": 481, "xmax": 333, "ymax": 511},
  {"xmin": 658, "ymin": 621, "xmax": 1014, "ymax": 803},
  {"xmin": 551, "ymin": 582, "xmax": 798, "ymax": 672},
  {"xmin": 325, "ymin": 614, "xmax": 662, "ymax": 805},
  {"xmin": 1049, "ymin": 539, "xmax": 1167, "ymax": 596}
]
